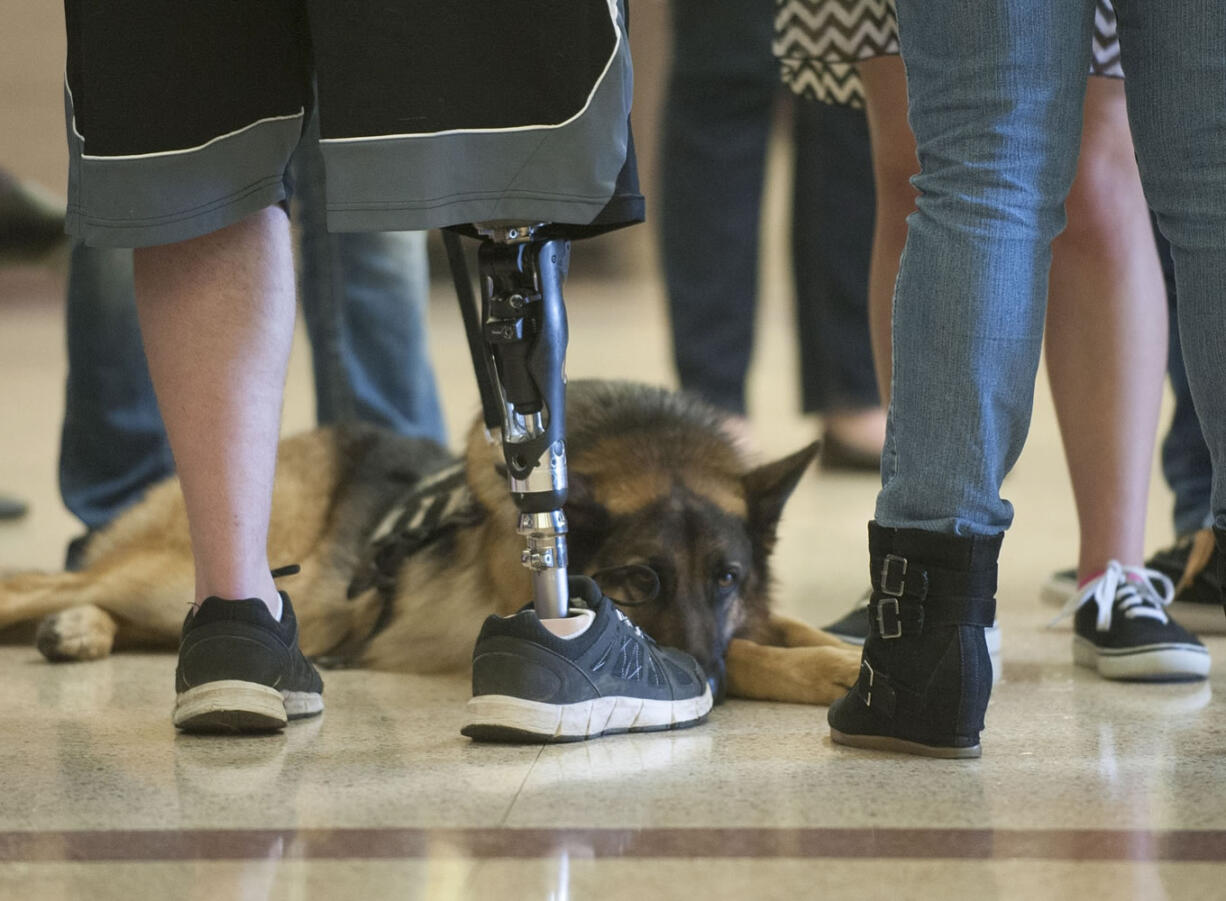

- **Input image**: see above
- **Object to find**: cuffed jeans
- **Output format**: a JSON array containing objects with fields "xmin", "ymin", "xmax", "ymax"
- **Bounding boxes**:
[
  {"xmin": 59, "ymin": 113, "xmax": 445, "ymax": 529},
  {"xmin": 660, "ymin": 0, "xmax": 877, "ymax": 417},
  {"xmin": 878, "ymin": 0, "xmax": 1226, "ymax": 537}
]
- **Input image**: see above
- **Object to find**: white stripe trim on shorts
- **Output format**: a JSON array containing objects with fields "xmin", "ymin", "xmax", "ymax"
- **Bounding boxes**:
[{"xmin": 73, "ymin": 90, "xmax": 305, "ymax": 162}]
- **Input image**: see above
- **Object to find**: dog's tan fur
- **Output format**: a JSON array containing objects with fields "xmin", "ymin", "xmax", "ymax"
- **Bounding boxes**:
[{"xmin": 0, "ymin": 381, "xmax": 859, "ymax": 704}]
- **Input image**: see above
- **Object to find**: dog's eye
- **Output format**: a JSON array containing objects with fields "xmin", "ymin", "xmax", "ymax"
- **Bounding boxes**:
[{"xmin": 716, "ymin": 567, "xmax": 741, "ymax": 591}]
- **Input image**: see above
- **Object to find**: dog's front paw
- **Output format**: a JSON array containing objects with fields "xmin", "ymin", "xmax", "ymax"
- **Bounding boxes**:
[
  {"xmin": 726, "ymin": 639, "xmax": 864, "ymax": 705},
  {"xmin": 802, "ymin": 644, "xmax": 863, "ymax": 705},
  {"xmin": 35, "ymin": 605, "xmax": 117, "ymax": 662}
]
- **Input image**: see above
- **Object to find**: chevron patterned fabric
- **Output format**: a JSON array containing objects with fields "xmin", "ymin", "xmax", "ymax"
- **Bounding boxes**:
[
  {"xmin": 1091, "ymin": 0, "xmax": 1123, "ymax": 78},
  {"xmin": 773, "ymin": 0, "xmax": 897, "ymax": 109},
  {"xmin": 774, "ymin": 0, "xmax": 1122, "ymax": 109}
]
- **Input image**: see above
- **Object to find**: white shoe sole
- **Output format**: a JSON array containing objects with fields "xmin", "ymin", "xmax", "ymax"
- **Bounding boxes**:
[
  {"xmin": 174, "ymin": 680, "xmax": 323, "ymax": 732},
  {"xmin": 1073, "ymin": 636, "xmax": 1211, "ymax": 681},
  {"xmin": 462, "ymin": 685, "xmax": 714, "ymax": 743}
]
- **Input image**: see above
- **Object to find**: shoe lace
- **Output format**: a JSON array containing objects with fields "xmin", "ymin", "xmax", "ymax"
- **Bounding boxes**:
[
  {"xmin": 1051, "ymin": 559, "xmax": 1174, "ymax": 632},
  {"xmin": 612, "ymin": 606, "xmax": 653, "ymax": 644}
]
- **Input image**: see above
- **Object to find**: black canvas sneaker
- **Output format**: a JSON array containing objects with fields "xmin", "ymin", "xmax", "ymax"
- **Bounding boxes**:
[
  {"xmin": 1041, "ymin": 530, "xmax": 1224, "ymax": 634},
  {"xmin": 0, "ymin": 494, "xmax": 27, "ymax": 520},
  {"xmin": 174, "ymin": 590, "xmax": 323, "ymax": 732},
  {"xmin": 825, "ymin": 591, "xmax": 1003, "ymax": 683},
  {"xmin": 1053, "ymin": 560, "xmax": 1210, "ymax": 681},
  {"xmin": 462, "ymin": 576, "xmax": 713, "ymax": 743}
]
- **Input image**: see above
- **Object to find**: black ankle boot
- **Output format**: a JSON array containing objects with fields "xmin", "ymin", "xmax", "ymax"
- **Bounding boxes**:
[{"xmin": 828, "ymin": 522, "xmax": 1002, "ymax": 758}]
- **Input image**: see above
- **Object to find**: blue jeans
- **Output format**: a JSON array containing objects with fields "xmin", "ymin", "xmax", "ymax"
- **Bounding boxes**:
[
  {"xmin": 877, "ymin": 0, "xmax": 1226, "ymax": 537},
  {"xmin": 59, "ymin": 115, "xmax": 445, "ymax": 529},
  {"xmin": 1155, "ymin": 220, "xmax": 1214, "ymax": 537},
  {"xmin": 661, "ymin": 0, "xmax": 877, "ymax": 417}
]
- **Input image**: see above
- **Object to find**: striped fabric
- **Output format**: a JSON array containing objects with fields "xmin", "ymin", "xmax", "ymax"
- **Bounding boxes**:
[
  {"xmin": 1091, "ymin": 0, "xmax": 1123, "ymax": 78},
  {"xmin": 775, "ymin": 0, "xmax": 1123, "ymax": 108}
]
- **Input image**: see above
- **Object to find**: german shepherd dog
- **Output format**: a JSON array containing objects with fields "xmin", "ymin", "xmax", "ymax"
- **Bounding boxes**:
[{"xmin": 0, "ymin": 381, "xmax": 860, "ymax": 705}]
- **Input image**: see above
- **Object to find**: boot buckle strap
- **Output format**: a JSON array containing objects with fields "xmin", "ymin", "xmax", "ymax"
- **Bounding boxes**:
[
  {"xmin": 859, "ymin": 658, "xmax": 874, "ymax": 706},
  {"xmin": 876, "ymin": 596, "xmax": 903, "ymax": 639},
  {"xmin": 873, "ymin": 595, "xmax": 924, "ymax": 639},
  {"xmin": 856, "ymin": 658, "xmax": 897, "ymax": 716},
  {"xmin": 880, "ymin": 554, "xmax": 908, "ymax": 596}
]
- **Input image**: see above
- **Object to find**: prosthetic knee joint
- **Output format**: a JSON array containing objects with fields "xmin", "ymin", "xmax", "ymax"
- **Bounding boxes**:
[{"xmin": 461, "ymin": 224, "xmax": 572, "ymax": 619}]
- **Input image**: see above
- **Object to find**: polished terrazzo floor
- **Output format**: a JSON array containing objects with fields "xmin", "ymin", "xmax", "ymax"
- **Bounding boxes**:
[
  {"xmin": 4, "ymin": 6, "xmax": 1226, "ymax": 892},
  {"xmin": 2, "ymin": 254, "xmax": 1226, "ymax": 899}
]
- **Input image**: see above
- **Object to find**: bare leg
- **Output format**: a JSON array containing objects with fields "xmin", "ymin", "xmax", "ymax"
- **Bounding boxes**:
[
  {"xmin": 133, "ymin": 206, "xmax": 294, "ymax": 616},
  {"xmin": 1045, "ymin": 78, "xmax": 1166, "ymax": 582},
  {"xmin": 858, "ymin": 57, "xmax": 917, "ymax": 407}
]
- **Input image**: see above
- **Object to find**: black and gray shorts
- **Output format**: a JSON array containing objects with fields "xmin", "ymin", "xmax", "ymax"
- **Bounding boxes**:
[{"xmin": 64, "ymin": 0, "xmax": 642, "ymax": 247}]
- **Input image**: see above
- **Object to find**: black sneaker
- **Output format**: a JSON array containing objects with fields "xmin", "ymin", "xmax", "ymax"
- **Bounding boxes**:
[
  {"xmin": 824, "ymin": 592, "xmax": 873, "ymax": 645},
  {"xmin": 1054, "ymin": 560, "xmax": 1210, "ymax": 681},
  {"xmin": 462, "ymin": 576, "xmax": 713, "ymax": 743},
  {"xmin": 173, "ymin": 590, "xmax": 323, "ymax": 732},
  {"xmin": 825, "ymin": 591, "xmax": 1004, "ymax": 682},
  {"xmin": 1041, "ymin": 530, "xmax": 1224, "ymax": 634},
  {"xmin": 0, "ymin": 494, "xmax": 27, "ymax": 520},
  {"xmin": 64, "ymin": 530, "xmax": 95, "ymax": 571}
]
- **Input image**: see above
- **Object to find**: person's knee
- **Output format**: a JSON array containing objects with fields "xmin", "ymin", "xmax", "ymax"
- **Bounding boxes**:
[{"xmin": 1062, "ymin": 146, "xmax": 1142, "ymax": 258}]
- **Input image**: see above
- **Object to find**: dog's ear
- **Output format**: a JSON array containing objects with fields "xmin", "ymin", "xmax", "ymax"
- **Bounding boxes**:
[{"xmin": 743, "ymin": 441, "xmax": 820, "ymax": 551}]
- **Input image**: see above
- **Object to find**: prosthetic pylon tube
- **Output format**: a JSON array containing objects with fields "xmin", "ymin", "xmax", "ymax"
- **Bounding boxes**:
[{"xmin": 473, "ymin": 224, "xmax": 571, "ymax": 619}]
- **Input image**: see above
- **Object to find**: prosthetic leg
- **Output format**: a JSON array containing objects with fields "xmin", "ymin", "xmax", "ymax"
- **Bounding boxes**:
[
  {"xmin": 448, "ymin": 223, "xmax": 572, "ymax": 619},
  {"xmin": 451, "ymin": 224, "xmax": 715, "ymax": 742}
]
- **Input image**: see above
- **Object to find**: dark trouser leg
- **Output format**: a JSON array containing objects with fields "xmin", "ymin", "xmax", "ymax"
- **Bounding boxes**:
[
  {"xmin": 792, "ymin": 102, "xmax": 878, "ymax": 415},
  {"xmin": 1154, "ymin": 217, "xmax": 1213, "ymax": 537},
  {"xmin": 59, "ymin": 242, "xmax": 174, "ymax": 531},
  {"xmin": 660, "ymin": 0, "xmax": 776, "ymax": 415},
  {"xmin": 294, "ymin": 111, "xmax": 447, "ymax": 445}
]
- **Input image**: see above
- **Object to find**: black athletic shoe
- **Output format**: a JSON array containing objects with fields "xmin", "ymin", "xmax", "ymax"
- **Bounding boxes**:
[
  {"xmin": 462, "ymin": 576, "xmax": 713, "ymax": 743},
  {"xmin": 1055, "ymin": 560, "xmax": 1209, "ymax": 681},
  {"xmin": 174, "ymin": 591, "xmax": 323, "ymax": 732},
  {"xmin": 1042, "ymin": 530, "xmax": 1224, "ymax": 634}
]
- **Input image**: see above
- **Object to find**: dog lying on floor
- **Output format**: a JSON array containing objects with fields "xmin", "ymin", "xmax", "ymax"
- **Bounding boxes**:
[{"xmin": 0, "ymin": 380, "xmax": 860, "ymax": 704}]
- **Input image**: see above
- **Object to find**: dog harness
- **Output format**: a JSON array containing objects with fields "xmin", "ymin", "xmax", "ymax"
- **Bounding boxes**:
[
  {"xmin": 321, "ymin": 460, "xmax": 486, "ymax": 666},
  {"xmin": 348, "ymin": 460, "xmax": 485, "ymax": 601}
]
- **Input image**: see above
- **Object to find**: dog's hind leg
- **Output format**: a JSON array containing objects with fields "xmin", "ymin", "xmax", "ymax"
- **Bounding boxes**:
[{"xmin": 0, "ymin": 550, "xmax": 191, "ymax": 652}]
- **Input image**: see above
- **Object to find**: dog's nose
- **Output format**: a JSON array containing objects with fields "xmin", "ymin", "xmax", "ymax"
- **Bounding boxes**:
[{"xmin": 706, "ymin": 657, "xmax": 727, "ymax": 705}]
